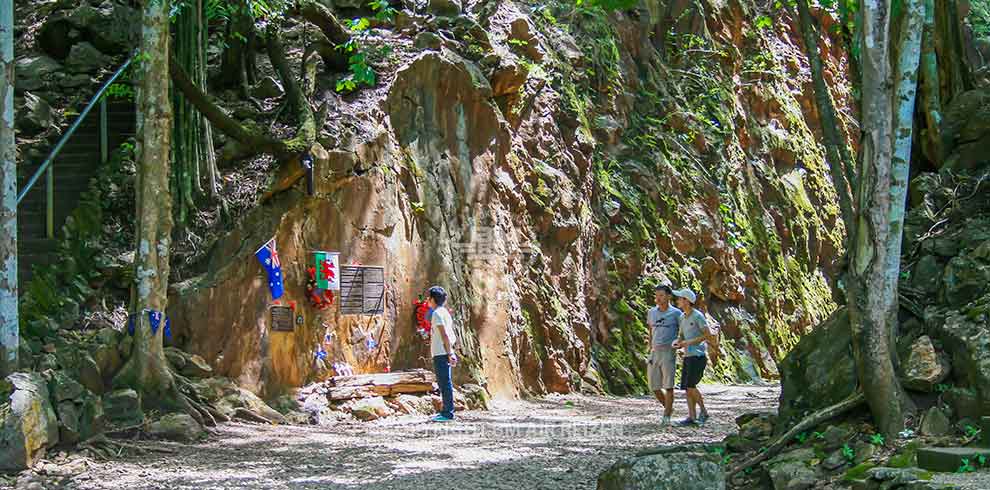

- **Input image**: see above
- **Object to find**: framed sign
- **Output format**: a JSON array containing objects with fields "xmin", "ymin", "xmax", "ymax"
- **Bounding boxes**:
[
  {"xmin": 271, "ymin": 306, "xmax": 294, "ymax": 332},
  {"xmin": 339, "ymin": 265, "xmax": 385, "ymax": 315}
]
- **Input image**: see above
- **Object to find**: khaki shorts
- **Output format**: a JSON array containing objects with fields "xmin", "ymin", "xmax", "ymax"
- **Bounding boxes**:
[{"xmin": 648, "ymin": 348, "xmax": 676, "ymax": 391}]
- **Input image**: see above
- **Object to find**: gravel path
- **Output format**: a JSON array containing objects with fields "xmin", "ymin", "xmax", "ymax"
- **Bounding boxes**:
[{"xmin": 58, "ymin": 385, "xmax": 778, "ymax": 490}]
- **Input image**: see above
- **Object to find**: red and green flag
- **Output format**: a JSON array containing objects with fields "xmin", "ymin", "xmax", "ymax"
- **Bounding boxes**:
[{"xmin": 314, "ymin": 251, "xmax": 340, "ymax": 290}]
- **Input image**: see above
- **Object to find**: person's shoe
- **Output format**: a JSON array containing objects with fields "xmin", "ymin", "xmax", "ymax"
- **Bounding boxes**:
[
  {"xmin": 430, "ymin": 414, "xmax": 454, "ymax": 422},
  {"xmin": 697, "ymin": 412, "xmax": 709, "ymax": 426},
  {"xmin": 660, "ymin": 416, "xmax": 671, "ymax": 427},
  {"xmin": 676, "ymin": 418, "xmax": 698, "ymax": 427}
]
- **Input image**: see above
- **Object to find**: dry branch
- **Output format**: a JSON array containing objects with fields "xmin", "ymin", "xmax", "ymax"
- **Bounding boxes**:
[{"xmin": 728, "ymin": 392, "xmax": 866, "ymax": 477}]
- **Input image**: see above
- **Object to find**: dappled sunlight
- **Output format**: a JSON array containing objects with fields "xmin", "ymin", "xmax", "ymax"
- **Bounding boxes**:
[{"xmin": 69, "ymin": 385, "xmax": 779, "ymax": 489}]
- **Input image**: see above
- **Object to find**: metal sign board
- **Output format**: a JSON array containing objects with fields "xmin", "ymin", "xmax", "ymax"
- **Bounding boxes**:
[
  {"xmin": 271, "ymin": 306, "xmax": 294, "ymax": 332},
  {"xmin": 339, "ymin": 265, "xmax": 385, "ymax": 315}
]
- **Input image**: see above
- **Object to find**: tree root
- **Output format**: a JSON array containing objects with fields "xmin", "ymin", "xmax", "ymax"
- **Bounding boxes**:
[
  {"xmin": 728, "ymin": 392, "xmax": 866, "ymax": 477},
  {"xmin": 232, "ymin": 407, "xmax": 276, "ymax": 425},
  {"xmin": 80, "ymin": 435, "xmax": 178, "ymax": 460}
]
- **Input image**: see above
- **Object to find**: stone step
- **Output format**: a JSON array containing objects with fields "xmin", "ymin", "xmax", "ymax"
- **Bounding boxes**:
[{"xmin": 917, "ymin": 446, "xmax": 990, "ymax": 473}]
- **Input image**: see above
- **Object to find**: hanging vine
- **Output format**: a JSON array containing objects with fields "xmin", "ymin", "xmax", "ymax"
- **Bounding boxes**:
[{"xmin": 172, "ymin": 0, "xmax": 220, "ymax": 229}]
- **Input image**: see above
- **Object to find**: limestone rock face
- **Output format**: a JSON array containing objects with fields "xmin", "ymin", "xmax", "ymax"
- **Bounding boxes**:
[
  {"xmin": 597, "ymin": 445, "xmax": 724, "ymax": 490},
  {"xmin": 165, "ymin": 0, "xmax": 852, "ymax": 400},
  {"xmin": 0, "ymin": 373, "xmax": 59, "ymax": 471},
  {"xmin": 901, "ymin": 335, "xmax": 951, "ymax": 392}
]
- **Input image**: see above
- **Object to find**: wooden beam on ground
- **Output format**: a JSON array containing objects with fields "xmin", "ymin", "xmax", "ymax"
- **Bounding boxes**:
[{"xmin": 326, "ymin": 369, "xmax": 436, "ymax": 401}]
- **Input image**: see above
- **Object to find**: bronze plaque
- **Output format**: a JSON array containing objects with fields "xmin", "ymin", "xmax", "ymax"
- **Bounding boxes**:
[{"xmin": 271, "ymin": 306, "xmax": 294, "ymax": 332}]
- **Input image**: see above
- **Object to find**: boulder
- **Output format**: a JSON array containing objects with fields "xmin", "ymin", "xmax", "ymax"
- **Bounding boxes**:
[
  {"xmin": 597, "ymin": 444, "xmax": 725, "ymax": 490},
  {"xmin": 49, "ymin": 371, "xmax": 85, "ymax": 403},
  {"xmin": 346, "ymin": 396, "xmax": 393, "ymax": 421},
  {"xmin": 14, "ymin": 56, "xmax": 61, "ymax": 92},
  {"xmin": 65, "ymin": 2, "xmax": 141, "ymax": 54},
  {"xmin": 0, "ymin": 373, "xmax": 59, "ymax": 471},
  {"xmin": 76, "ymin": 352, "xmax": 104, "ymax": 395},
  {"xmin": 15, "ymin": 93, "xmax": 53, "ymax": 135},
  {"xmin": 147, "ymin": 413, "xmax": 205, "ymax": 442},
  {"xmin": 928, "ymin": 311, "xmax": 990, "ymax": 410},
  {"xmin": 392, "ymin": 394, "xmax": 433, "ymax": 415},
  {"xmin": 459, "ymin": 383, "xmax": 490, "ymax": 410},
  {"xmin": 901, "ymin": 336, "xmax": 951, "ymax": 392},
  {"xmin": 56, "ymin": 401, "xmax": 82, "ymax": 445},
  {"xmin": 919, "ymin": 407, "xmax": 952, "ymax": 437},
  {"xmin": 91, "ymin": 344, "xmax": 122, "ymax": 384},
  {"xmin": 941, "ymin": 255, "xmax": 990, "ymax": 307},
  {"xmin": 427, "ymin": 0, "xmax": 462, "ymax": 17},
  {"xmin": 778, "ymin": 308, "xmax": 856, "ymax": 426},
  {"xmin": 78, "ymin": 392, "xmax": 105, "ymax": 441},
  {"xmin": 65, "ymin": 42, "xmax": 113, "ymax": 74},
  {"xmin": 103, "ymin": 388, "xmax": 143, "ymax": 426},
  {"xmin": 414, "ymin": 31, "xmax": 444, "ymax": 50},
  {"xmin": 739, "ymin": 413, "xmax": 775, "ymax": 441},
  {"xmin": 764, "ymin": 448, "xmax": 818, "ymax": 490}
]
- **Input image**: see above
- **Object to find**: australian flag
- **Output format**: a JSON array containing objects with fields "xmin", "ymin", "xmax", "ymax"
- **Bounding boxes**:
[{"xmin": 255, "ymin": 237, "xmax": 284, "ymax": 300}]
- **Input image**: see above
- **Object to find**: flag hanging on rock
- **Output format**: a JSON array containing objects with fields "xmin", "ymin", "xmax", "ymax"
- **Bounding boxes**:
[
  {"xmin": 314, "ymin": 251, "xmax": 339, "ymax": 290},
  {"xmin": 256, "ymin": 237, "xmax": 284, "ymax": 300}
]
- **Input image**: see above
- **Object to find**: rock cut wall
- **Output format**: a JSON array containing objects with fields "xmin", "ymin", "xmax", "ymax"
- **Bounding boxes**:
[{"xmin": 168, "ymin": 0, "xmax": 852, "ymax": 398}]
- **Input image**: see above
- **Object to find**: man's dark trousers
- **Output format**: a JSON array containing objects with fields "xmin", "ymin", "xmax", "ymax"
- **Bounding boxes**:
[{"xmin": 432, "ymin": 355, "xmax": 454, "ymax": 419}]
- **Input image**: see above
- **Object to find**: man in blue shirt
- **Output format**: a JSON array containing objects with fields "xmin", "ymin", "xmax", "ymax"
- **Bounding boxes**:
[{"xmin": 646, "ymin": 285, "xmax": 682, "ymax": 427}]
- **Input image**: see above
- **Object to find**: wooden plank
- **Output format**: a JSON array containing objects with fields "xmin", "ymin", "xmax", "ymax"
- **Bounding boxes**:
[
  {"xmin": 330, "ymin": 369, "xmax": 435, "ymax": 387},
  {"xmin": 325, "ymin": 369, "xmax": 436, "ymax": 401}
]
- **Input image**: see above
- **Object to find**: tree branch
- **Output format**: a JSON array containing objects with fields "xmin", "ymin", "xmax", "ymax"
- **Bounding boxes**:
[
  {"xmin": 266, "ymin": 22, "xmax": 318, "ymax": 154},
  {"xmin": 728, "ymin": 392, "xmax": 866, "ymax": 477},
  {"xmin": 295, "ymin": 0, "xmax": 351, "ymax": 45},
  {"xmin": 793, "ymin": 0, "xmax": 857, "ymax": 238},
  {"xmin": 169, "ymin": 58, "xmax": 288, "ymax": 156}
]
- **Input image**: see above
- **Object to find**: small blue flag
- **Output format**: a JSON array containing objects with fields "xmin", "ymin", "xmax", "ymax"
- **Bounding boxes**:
[
  {"xmin": 128, "ymin": 309, "xmax": 172, "ymax": 340},
  {"xmin": 255, "ymin": 237, "xmax": 284, "ymax": 300}
]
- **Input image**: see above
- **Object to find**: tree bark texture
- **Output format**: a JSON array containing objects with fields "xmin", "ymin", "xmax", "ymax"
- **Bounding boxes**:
[
  {"xmin": 115, "ymin": 0, "xmax": 180, "ymax": 407},
  {"xmin": 0, "ymin": 0, "xmax": 16, "ymax": 377},
  {"xmin": 847, "ymin": 0, "xmax": 916, "ymax": 438}
]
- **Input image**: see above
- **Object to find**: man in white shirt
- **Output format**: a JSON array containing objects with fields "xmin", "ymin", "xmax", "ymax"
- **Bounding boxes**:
[{"xmin": 427, "ymin": 286, "xmax": 457, "ymax": 422}]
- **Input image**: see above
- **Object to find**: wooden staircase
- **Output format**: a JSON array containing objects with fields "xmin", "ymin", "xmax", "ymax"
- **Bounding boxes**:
[{"xmin": 16, "ymin": 99, "xmax": 135, "ymax": 287}]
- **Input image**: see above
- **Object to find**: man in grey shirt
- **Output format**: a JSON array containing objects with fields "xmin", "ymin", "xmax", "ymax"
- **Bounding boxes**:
[
  {"xmin": 672, "ymin": 288, "xmax": 710, "ymax": 426},
  {"xmin": 647, "ymin": 285, "xmax": 682, "ymax": 427}
]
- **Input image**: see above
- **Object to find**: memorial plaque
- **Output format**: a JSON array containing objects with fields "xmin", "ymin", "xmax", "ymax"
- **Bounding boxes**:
[
  {"xmin": 271, "ymin": 306, "xmax": 294, "ymax": 332},
  {"xmin": 340, "ymin": 265, "xmax": 385, "ymax": 315}
]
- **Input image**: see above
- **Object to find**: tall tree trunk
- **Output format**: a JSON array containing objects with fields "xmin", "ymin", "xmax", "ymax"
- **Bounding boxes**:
[
  {"xmin": 219, "ymin": 0, "xmax": 256, "ymax": 95},
  {"xmin": 0, "ymin": 0, "xmax": 17, "ymax": 377},
  {"xmin": 793, "ymin": 0, "xmax": 857, "ymax": 237},
  {"xmin": 919, "ymin": 0, "xmax": 942, "ymax": 164},
  {"xmin": 847, "ymin": 0, "xmax": 921, "ymax": 438},
  {"xmin": 114, "ymin": 0, "xmax": 180, "ymax": 408}
]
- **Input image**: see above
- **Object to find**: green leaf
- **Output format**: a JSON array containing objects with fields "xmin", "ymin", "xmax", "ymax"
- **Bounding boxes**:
[{"xmin": 755, "ymin": 15, "xmax": 773, "ymax": 30}]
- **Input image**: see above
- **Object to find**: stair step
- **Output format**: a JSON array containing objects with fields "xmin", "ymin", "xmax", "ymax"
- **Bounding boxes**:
[{"xmin": 917, "ymin": 446, "xmax": 990, "ymax": 473}]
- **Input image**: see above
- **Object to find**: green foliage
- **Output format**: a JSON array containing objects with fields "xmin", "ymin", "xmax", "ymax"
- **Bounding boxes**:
[
  {"xmin": 795, "ymin": 432, "xmax": 808, "ymax": 444},
  {"xmin": 869, "ymin": 434, "xmax": 885, "ymax": 446},
  {"xmin": 755, "ymin": 15, "xmax": 773, "ymax": 30},
  {"xmin": 841, "ymin": 444, "xmax": 855, "ymax": 462},
  {"xmin": 19, "ymin": 142, "xmax": 136, "ymax": 337},
  {"xmin": 958, "ymin": 458, "xmax": 976, "ymax": 473},
  {"xmin": 964, "ymin": 425, "xmax": 981, "ymax": 439},
  {"xmin": 335, "ymin": 1, "xmax": 394, "ymax": 93},
  {"xmin": 970, "ymin": 0, "xmax": 990, "ymax": 37},
  {"xmin": 575, "ymin": 0, "xmax": 637, "ymax": 11}
]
